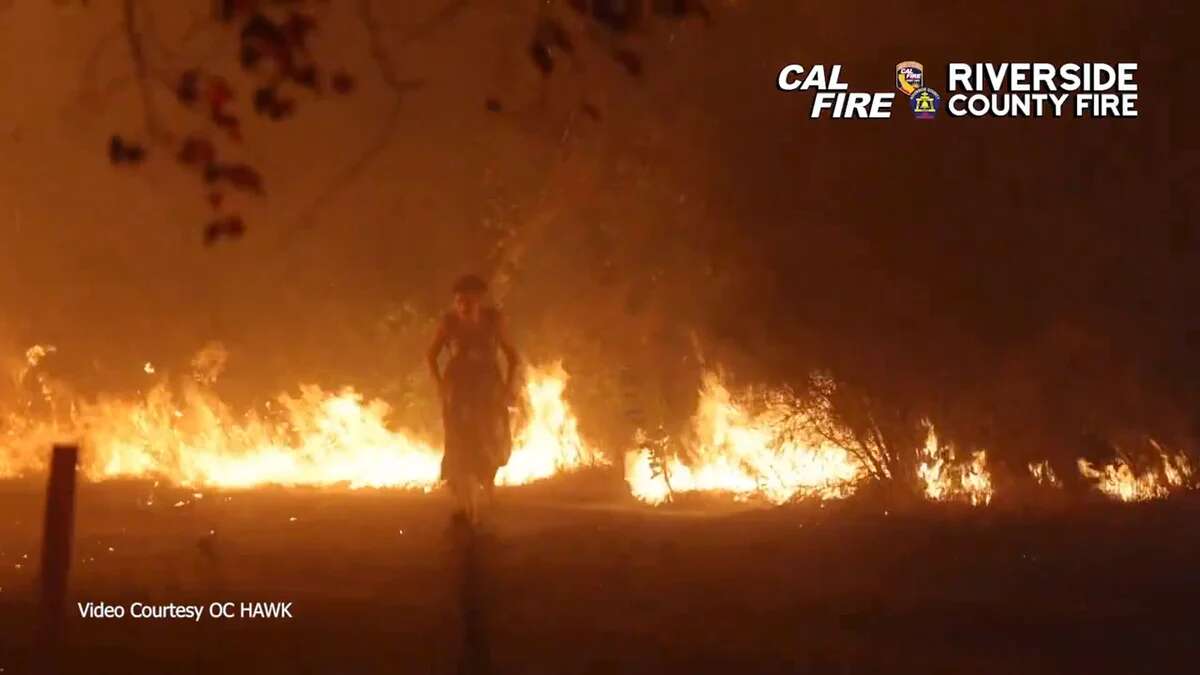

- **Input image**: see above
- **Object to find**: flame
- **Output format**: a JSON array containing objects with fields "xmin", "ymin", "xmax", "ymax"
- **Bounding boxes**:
[
  {"xmin": 2, "ymin": 344, "xmax": 1196, "ymax": 505},
  {"xmin": 917, "ymin": 425, "xmax": 994, "ymax": 506},
  {"xmin": 0, "ymin": 351, "xmax": 604, "ymax": 489},
  {"xmin": 1028, "ymin": 460, "xmax": 1061, "ymax": 487},
  {"xmin": 24, "ymin": 344, "xmax": 55, "ymax": 369},
  {"xmin": 497, "ymin": 363, "xmax": 608, "ymax": 485},
  {"xmin": 624, "ymin": 377, "xmax": 997, "ymax": 506},
  {"xmin": 1077, "ymin": 450, "xmax": 1193, "ymax": 502},
  {"xmin": 623, "ymin": 372, "xmax": 863, "ymax": 505}
]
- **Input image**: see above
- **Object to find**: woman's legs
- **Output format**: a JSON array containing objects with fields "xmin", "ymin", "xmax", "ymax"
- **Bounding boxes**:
[
  {"xmin": 448, "ymin": 478, "xmax": 469, "ymax": 520},
  {"xmin": 450, "ymin": 476, "xmax": 487, "ymax": 526},
  {"xmin": 464, "ymin": 481, "xmax": 479, "ymax": 525},
  {"xmin": 446, "ymin": 379, "xmax": 508, "ymax": 527}
]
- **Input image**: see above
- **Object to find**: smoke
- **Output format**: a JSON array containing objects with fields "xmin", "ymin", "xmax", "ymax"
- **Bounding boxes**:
[{"xmin": 0, "ymin": 0, "xmax": 1195, "ymax": 488}]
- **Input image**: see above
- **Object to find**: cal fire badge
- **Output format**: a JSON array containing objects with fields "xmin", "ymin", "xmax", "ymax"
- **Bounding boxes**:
[{"xmin": 896, "ymin": 61, "xmax": 924, "ymax": 96}]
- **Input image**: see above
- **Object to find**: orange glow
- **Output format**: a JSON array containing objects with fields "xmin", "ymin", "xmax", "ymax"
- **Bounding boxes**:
[
  {"xmin": 1028, "ymin": 460, "xmax": 1061, "ymax": 487},
  {"xmin": 1077, "ymin": 449, "xmax": 1193, "ymax": 502},
  {"xmin": 0, "ymin": 347, "xmax": 604, "ymax": 489},
  {"xmin": 2, "ymin": 345, "xmax": 1196, "ymax": 505},
  {"xmin": 917, "ymin": 425, "xmax": 993, "ymax": 506},
  {"xmin": 624, "ymin": 372, "xmax": 864, "ymax": 505}
]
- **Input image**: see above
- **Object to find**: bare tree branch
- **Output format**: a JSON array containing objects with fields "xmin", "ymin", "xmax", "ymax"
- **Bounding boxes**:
[
  {"xmin": 285, "ymin": 0, "xmax": 425, "ymax": 241},
  {"xmin": 121, "ymin": 0, "xmax": 166, "ymax": 143},
  {"xmin": 79, "ymin": 25, "xmax": 125, "ymax": 106}
]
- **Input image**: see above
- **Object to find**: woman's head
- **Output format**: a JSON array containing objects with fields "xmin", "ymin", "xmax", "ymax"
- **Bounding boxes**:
[{"xmin": 451, "ymin": 274, "xmax": 488, "ymax": 317}]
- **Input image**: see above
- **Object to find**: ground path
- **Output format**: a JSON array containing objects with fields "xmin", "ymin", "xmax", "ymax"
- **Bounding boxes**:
[{"xmin": 1, "ymin": 478, "xmax": 1197, "ymax": 674}]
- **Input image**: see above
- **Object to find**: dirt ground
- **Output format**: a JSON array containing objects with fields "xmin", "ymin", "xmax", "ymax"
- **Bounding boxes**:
[{"xmin": 1, "ymin": 475, "xmax": 1197, "ymax": 675}]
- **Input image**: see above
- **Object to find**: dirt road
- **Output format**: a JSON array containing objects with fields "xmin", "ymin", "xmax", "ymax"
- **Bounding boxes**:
[{"xmin": 1, "ymin": 478, "xmax": 1197, "ymax": 674}]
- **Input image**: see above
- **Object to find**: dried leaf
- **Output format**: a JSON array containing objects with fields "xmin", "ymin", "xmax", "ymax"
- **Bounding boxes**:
[
  {"xmin": 284, "ymin": 12, "xmax": 317, "ymax": 49},
  {"xmin": 331, "ymin": 70, "xmax": 355, "ymax": 94},
  {"xmin": 177, "ymin": 136, "xmax": 215, "ymax": 166},
  {"xmin": 176, "ymin": 69, "xmax": 200, "ymax": 105},
  {"xmin": 529, "ymin": 41, "xmax": 554, "ymax": 76},
  {"xmin": 593, "ymin": 0, "xmax": 642, "ymax": 32},
  {"xmin": 108, "ymin": 135, "xmax": 146, "ymax": 165},
  {"xmin": 221, "ymin": 164, "xmax": 264, "ymax": 194},
  {"xmin": 203, "ymin": 215, "xmax": 246, "ymax": 246}
]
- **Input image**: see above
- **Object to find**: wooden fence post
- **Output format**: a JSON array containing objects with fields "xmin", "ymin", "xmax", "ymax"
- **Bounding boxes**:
[{"xmin": 32, "ymin": 444, "xmax": 79, "ymax": 675}]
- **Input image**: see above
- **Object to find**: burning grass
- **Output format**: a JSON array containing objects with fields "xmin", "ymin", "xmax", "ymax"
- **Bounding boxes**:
[
  {"xmin": 1, "ymin": 346, "xmax": 606, "ymax": 491},
  {"xmin": 2, "ymin": 344, "xmax": 1196, "ymax": 505}
]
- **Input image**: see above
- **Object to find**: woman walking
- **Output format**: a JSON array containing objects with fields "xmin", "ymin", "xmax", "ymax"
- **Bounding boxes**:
[{"xmin": 427, "ymin": 274, "xmax": 520, "ymax": 524}]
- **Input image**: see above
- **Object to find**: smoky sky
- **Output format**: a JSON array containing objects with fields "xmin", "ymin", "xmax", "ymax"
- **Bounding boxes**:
[{"xmin": 0, "ymin": 1, "xmax": 1195, "ymax": 464}]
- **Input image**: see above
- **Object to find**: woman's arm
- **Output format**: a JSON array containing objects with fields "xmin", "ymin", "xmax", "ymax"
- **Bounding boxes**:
[
  {"xmin": 427, "ymin": 319, "xmax": 448, "ymax": 393},
  {"xmin": 495, "ymin": 313, "xmax": 521, "ymax": 393}
]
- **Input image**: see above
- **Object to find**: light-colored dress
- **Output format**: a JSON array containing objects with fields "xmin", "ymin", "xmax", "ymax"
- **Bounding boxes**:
[{"xmin": 439, "ymin": 308, "xmax": 512, "ymax": 487}]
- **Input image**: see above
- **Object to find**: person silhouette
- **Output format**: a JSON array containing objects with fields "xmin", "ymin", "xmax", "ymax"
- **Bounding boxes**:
[{"xmin": 427, "ymin": 274, "xmax": 520, "ymax": 524}]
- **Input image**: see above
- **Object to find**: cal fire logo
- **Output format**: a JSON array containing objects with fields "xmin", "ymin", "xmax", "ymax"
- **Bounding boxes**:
[
  {"xmin": 896, "ymin": 61, "xmax": 941, "ymax": 120},
  {"xmin": 776, "ymin": 65, "xmax": 894, "ymax": 119},
  {"xmin": 896, "ymin": 61, "xmax": 923, "ymax": 95},
  {"xmin": 778, "ymin": 61, "xmax": 1139, "ymax": 119}
]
